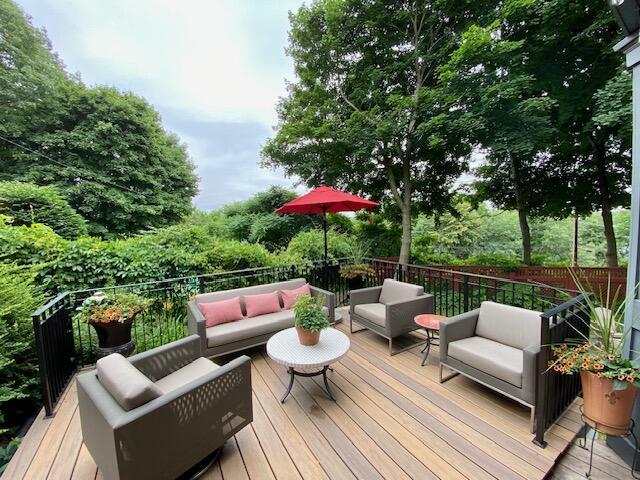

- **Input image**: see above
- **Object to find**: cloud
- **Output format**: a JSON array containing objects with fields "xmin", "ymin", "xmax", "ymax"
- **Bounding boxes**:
[{"xmin": 16, "ymin": 0, "xmax": 304, "ymax": 209}]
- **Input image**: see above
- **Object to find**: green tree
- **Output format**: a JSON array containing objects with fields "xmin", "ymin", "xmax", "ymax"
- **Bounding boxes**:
[
  {"xmin": 0, "ymin": 182, "xmax": 87, "ymax": 239},
  {"xmin": 0, "ymin": 1, "xmax": 198, "ymax": 237},
  {"xmin": 263, "ymin": 0, "xmax": 489, "ymax": 264}
]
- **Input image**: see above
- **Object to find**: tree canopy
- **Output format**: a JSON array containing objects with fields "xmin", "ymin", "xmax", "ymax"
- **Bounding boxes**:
[
  {"xmin": 263, "ymin": 0, "xmax": 493, "ymax": 263},
  {"xmin": 0, "ymin": 0, "xmax": 198, "ymax": 237}
]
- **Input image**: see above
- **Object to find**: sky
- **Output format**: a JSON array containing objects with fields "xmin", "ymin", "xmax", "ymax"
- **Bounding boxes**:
[{"xmin": 15, "ymin": 0, "xmax": 306, "ymax": 210}]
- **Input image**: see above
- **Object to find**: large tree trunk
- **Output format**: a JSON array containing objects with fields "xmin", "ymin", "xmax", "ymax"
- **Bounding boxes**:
[
  {"xmin": 509, "ymin": 156, "xmax": 532, "ymax": 265},
  {"xmin": 399, "ymin": 202, "xmax": 412, "ymax": 265},
  {"xmin": 594, "ymin": 140, "xmax": 618, "ymax": 267}
]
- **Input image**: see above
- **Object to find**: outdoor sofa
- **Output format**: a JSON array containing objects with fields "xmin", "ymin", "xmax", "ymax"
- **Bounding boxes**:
[
  {"xmin": 76, "ymin": 335, "xmax": 252, "ymax": 480},
  {"xmin": 349, "ymin": 278, "xmax": 434, "ymax": 355},
  {"xmin": 439, "ymin": 300, "xmax": 542, "ymax": 431},
  {"xmin": 188, "ymin": 278, "xmax": 336, "ymax": 358}
]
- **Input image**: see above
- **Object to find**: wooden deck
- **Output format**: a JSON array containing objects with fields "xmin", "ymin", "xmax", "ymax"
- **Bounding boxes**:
[{"xmin": 5, "ymin": 308, "xmax": 627, "ymax": 480}]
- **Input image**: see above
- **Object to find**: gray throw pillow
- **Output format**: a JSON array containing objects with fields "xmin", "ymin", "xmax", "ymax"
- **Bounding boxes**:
[{"xmin": 96, "ymin": 353, "xmax": 162, "ymax": 411}]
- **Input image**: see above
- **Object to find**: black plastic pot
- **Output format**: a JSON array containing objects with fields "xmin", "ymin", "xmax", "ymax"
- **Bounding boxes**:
[{"xmin": 90, "ymin": 316, "xmax": 136, "ymax": 359}]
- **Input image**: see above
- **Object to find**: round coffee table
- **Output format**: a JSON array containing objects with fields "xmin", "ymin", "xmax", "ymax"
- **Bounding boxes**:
[
  {"xmin": 266, "ymin": 327, "xmax": 350, "ymax": 403},
  {"xmin": 414, "ymin": 314, "xmax": 446, "ymax": 366}
]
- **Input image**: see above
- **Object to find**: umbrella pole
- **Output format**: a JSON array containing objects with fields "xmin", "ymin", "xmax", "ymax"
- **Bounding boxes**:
[{"xmin": 323, "ymin": 207, "xmax": 328, "ymax": 263}]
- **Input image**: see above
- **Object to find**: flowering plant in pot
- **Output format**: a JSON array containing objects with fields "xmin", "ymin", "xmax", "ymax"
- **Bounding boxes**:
[
  {"xmin": 549, "ymin": 271, "xmax": 640, "ymax": 435},
  {"xmin": 74, "ymin": 291, "xmax": 150, "ymax": 358},
  {"xmin": 292, "ymin": 293, "xmax": 329, "ymax": 346}
]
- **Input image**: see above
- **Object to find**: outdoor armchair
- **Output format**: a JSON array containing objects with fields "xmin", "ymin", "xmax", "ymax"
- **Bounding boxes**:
[
  {"xmin": 77, "ymin": 335, "xmax": 252, "ymax": 480},
  {"xmin": 439, "ymin": 301, "xmax": 541, "ymax": 431},
  {"xmin": 349, "ymin": 278, "xmax": 434, "ymax": 355}
]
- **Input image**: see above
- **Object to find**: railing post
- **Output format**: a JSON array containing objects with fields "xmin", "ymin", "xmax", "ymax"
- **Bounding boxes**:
[
  {"xmin": 32, "ymin": 312, "xmax": 54, "ymax": 417},
  {"xmin": 533, "ymin": 312, "xmax": 551, "ymax": 447},
  {"xmin": 463, "ymin": 274, "xmax": 470, "ymax": 312}
]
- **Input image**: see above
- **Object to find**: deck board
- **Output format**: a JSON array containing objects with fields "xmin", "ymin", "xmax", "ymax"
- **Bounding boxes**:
[{"xmin": 7, "ymin": 307, "xmax": 626, "ymax": 480}]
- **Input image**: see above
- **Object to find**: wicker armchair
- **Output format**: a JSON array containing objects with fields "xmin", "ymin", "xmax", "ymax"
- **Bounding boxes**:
[
  {"xmin": 77, "ymin": 335, "xmax": 252, "ymax": 480},
  {"xmin": 349, "ymin": 279, "xmax": 434, "ymax": 355}
]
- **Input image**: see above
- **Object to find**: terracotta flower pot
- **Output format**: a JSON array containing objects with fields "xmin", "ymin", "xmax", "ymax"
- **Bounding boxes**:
[
  {"xmin": 295, "ymin": 326, "xmax": 320, "ymax": 346},
  {"xmin": 581, "ymin": 371, "xmax": 638, "ymax": 435}
]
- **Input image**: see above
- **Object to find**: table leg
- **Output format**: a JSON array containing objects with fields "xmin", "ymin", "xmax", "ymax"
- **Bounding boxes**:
[
  {"xmin": 281, "ymin": 367, "xmax": 295, "ymax": 403},
  {"xmin": 322, "ymin": 366, "xmax": 337, "ymax": 401},
  {"xmin": 421, "ymin": 329, "xmax": 432, "ymax": 366}
]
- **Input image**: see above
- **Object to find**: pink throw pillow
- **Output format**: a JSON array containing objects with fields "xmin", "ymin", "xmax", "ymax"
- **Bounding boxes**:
[
  {"xmin": 281, "ymin": 283, "xmax": 311, "ymax": 310},
  {"xmin": 244, "ymin": 292, "xmax": 281, "ymax": 318},
  {"xmin": 199, "ymin": 297, "xmax": 244, "ymax": 327}
]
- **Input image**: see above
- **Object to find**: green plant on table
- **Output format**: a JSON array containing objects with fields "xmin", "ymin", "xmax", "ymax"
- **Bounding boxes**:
[
  {"xmin": 293, "ymin": 294, "xmax": 329, "ymax": 332},
  {"xmin": 549, "ymin": 269, "xmax": 640, "ymax": 391},
  {"xmin": 74, "ymin": 291, "xmax": 150, "ymax": 324}
]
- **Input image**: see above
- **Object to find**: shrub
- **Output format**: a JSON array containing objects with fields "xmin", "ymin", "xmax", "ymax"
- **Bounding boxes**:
[
  {"xmin": 0, "ymin": 263, "xmax": 45, "ymax": 436},
  {"xmin": 285, "ymin": 229, "xmax": 354, "ymax": 261},
  {"xmin": 0, "ymin": 182, "xmax": 87, "ymax": 239}
]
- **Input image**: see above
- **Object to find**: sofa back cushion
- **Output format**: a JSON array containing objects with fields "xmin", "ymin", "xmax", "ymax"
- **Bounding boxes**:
[
  {"xmin": 281, "ymin": 283, "xmax": 311, "ymax": 309},
  {"xmin": 244, "ymin": 291, "xmax": 281, "ymax": 318},
  {"xmin": 199, "ymin": 296, "xmax": 244, "ymax": 327},
  {"xmin": 476, "ymin": 301, "xmax": 542, "ymax": 350},
  {"xmin": 378, "ymin": 279, "xmax": 424, "ymax": 305},
  {"xmin": 97, "ymin": 353, "xmax": 162, "ymax": 411},
  {"xmin": 195, "ymin": 278, "xmax": 307, "ymax": 314}
]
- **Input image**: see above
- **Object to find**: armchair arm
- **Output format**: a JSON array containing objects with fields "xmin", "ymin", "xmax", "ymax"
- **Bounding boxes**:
[
  {"xmin": 522, "ymin": 344, "xmax": 540, "ymax": 405},
  {"xmin": 349, "ymin": 286, "xmax": 382, "ymax": 313},
  {"xmin": 385, "ymin": 295, "xmax": 435, "ymax": 337},
  {"xmin": 310, "ymin": 285, "xmax": 336, "ymax": 322},
  {"xmin": 187, "ymin": 301, "xmax": 207, "ymax": 356},
  {"xmin": 129, "ymin": 334, "xmax": 201, "ymax": 381},
  {"xmin": 439, "ymin": 309, "xmax": 479, "ymax": 360}
]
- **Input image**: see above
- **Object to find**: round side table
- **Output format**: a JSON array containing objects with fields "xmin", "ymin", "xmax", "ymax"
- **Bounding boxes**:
[
  {"xmin": 414, "ymin": 314, "xmax": 446, "ymax": 366},
  {"xmin": 267, "ymin": 327, "xmax": 350, "ymax": 403}
]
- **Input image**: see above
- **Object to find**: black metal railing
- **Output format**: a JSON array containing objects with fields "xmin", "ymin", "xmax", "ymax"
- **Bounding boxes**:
[
  {"xmin": 32, "ymin": 293, "xmax": 76, "ymax": 416},
  {"xmin": 32, "ymin": 256, "xmax": 587, "ymax": 444},
  {"xmin": 533, "ymin": 293, "xmax": 590, "ymax": 447}
]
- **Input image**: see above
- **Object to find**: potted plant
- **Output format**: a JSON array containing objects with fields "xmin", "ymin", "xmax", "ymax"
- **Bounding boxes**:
[
  {"xmin": 340, "ymin": 241, "xmax": 374, "ymax": 291},
  {"xmin": 292, "ymin": 293, "xmax": 329, "ymax": 346},
  {"xmin": 549, "ymin": 271, "xmax": 640, "ymax": 435},
  {"xmin": 75, "ymin": 291, "xmax": 150, "ymax": 358}
]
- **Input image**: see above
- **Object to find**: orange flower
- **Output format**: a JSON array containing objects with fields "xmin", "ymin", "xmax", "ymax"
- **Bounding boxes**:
[
  {"xmin": 594, "ymin": 363, "xmax": 604, "ymax": 370},
  {"xmin": 607, "ymin": 354, "xmax": 616, "ymax": 361},
  {"xmin": 619, "ymin": 374, "xmax": 626, "ymax": 381},
  {"xmin": 596, "ymin": 373, "xmax": 601, "ymax": 378},
  {"xmin": 627, "ymin": 376, "xmax": 635, "ymax": 383},
  {"xmin": 566, "ymin": 360, "xmax": 575, "ymax": 368}
]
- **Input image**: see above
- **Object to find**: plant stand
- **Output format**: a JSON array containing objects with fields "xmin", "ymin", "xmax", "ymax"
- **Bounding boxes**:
[
  {"xmin": 579, "ymin": 406, "xmax": 640, "ymax": 478},
  {"xmin": 96, "ymin": 339, "xmax": 135, "ymax": 359}
]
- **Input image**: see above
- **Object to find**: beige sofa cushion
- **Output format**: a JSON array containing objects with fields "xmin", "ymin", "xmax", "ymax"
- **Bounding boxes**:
[
  {"xmin": 448, "ymin": 336, "xmax": 523, "ymax": 387},
  {"xmin": 475, "ymin": 301, "xmax": 541, "ymax": 350},
  {"xmin": 96, "ymin": 353, "xmax": 162, "ymax": 411},
  {"xmin": 354, "ymin": 303, "xmax": 386, "ymax": 327},
  {"xmin": 378, "ymin": 279, "xmax": 423, "ymax": 305},
  {"xmin": 196, "ymin": 279, "xmax": 307, "ymax": 314},
  {"xmin": 155, "ymin": 357, "xmax": 219, "ymax": 394},
  {"xmin": 207, "ymin": 309, "xmax": 295, "ymax": 347}
]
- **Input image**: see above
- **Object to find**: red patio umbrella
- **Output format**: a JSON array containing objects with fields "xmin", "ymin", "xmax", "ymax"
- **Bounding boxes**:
[{"xmin": 275, "ymin": 185, "xmax": 379, "ymax": 262}]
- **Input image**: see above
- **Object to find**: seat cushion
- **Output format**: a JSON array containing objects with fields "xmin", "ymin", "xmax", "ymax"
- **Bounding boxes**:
[
  {"xmin": 154, "ymin": 357, "xmax": 219, "ymax": 394},
  {"xmin": 207, "ymin": 310, "xmax": 295, "ymax": 347},
  {"xmin": 378, "ymin": 279, "xmax": 423, "ymax": 305},
  {"xmin": 353, "ymin": 303, "xmax": 386, "ymax": 327},
  {"xmin": 448, "ymin": 336, "xmax": 523, "ymax": 388},
  {"xmin": 199, "ymin": 296, "xmax": 244, "ymax": 327},
  {"xmin": 476, "ymin": 301, "xmax": 541, "ymax": 350},
  {"xmin": 96, "ymin": 353, "xmax": 162, "ymax": 411}
]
